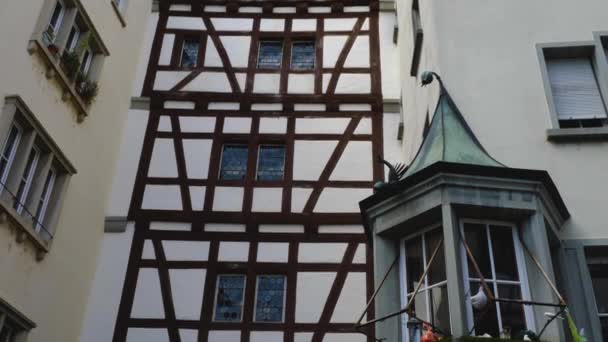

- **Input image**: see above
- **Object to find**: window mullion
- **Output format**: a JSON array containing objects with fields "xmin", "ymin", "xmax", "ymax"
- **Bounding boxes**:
[{"xmin": 485, "ymin": 225, "xmax": 503, "ymax": 332}]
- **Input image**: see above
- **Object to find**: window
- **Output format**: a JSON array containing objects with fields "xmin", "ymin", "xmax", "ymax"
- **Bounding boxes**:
[
  {"xmin": 461, "ymin": 222, "xmax": 533, "ymax": 338},
  {"xmin": 0, "ymin": 299, "xmax": 35, "ymax": 342},
  {"xmin": 220, "ymin": 145, "xmax": 248, "ymax": 180},
  {"xmin": 291, "ymin": 41, "xmax": 315, "ymax": 70},
  {"xmin": 257, "ymin": 145, "xmax": 285, "ymax": 181},
  {"xmin": 410, "ymin": 0, "xmax": 423, "ymax": 77},
  {"xmin": 34, "ymin": 168, "xmax": 56, "ymax": 234},
  {"xmin": 254, "ymin": 275, "xmax": 286, "ymax": 322},
  {"xmin": 66, "ymin": 25, "xmax": 80, "ymax": 52},
  {"xmin": 79, "ymin": 48, "xmax": 93, "ymax": 77},
  {"xmin": 214, "ymin": 275, "xmax": 246, "ymax": 322},
  {"xmin": 401, "ymin": 227, "xmax": 451, "ymax": 339},
  {"xmin": 0, "ymin": 124, "xmax": 22, "ymax": 188},
  {"xmin": 258, "ymin": 41, "xmax": 283, "ymax": 69},
  {"xmin": 14, "ymin": 147, "xmax": 40, "ymax": 215},
  {"xmin": 180, "ymin": 38, "xmax": 200, "ymax": 68},
  {"xmin": 43, "ymin": 0, "xmax": 65, "ymax": 45},
  {"xmin": 585, "ymin": 247, "xmax": 608, "ymax": 341}
]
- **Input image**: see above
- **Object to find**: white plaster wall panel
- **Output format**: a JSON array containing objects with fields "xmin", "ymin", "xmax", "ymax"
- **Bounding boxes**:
[
  {"xmin": 126, "ymin": 329, "xmax": 169, "ymax": 342},
  {"xmin": 179, "ymin": 117, "xmax": 216, "ymax": 133},
  {"xmin": 251, "ymin": 331, "xmax": 283, "ymax": 342},
  {"xmin": 254, "ymin": 74, "xmax": 281, "ymax": 93},
  {"xmin": 169, "ymin": 4, "xmax": 191, "ymax": 11},
  {"xmin": 323, "ymin": 36, "xmax": 348, "ymax": 68},
  {"xmin": 221, "ymin": 36, "xmax": 251, "ymax": 67},
  {"xmin": 158, "ymin": 116, "xmax": 172, "ymax": 132},
  {"xmin": 170, "ymin": 269, "xmax": 206, "ymax": 319},
  {"xmin": 154, "ymin": 71, "xmax": 191, "ymax": 90},
  {"xmin": 183, "ymin": 139, "xmax": 213, "ymax": 179},
  {"xmin": 211, "ymin": 18, "xmax": 253, "ymax": 31},
  {"xmin": 142, "ymin": 239, "xmax": 155, "ymax": 259},
  {"xmin": 183, "ymin": 72, "xmax": 233, "ymax": 92},
  {"xmin": 259, "ymin": 224, "xmax": 305, "ymax": 233},
  {"xmin": 80, "ymin": 225, "xmax": 135, "ymax": 342},
  {"xmin": 239, "ymin": 7, "xmax": 263, "ymax": 13},
  {"xmin": 260, "ymin": 19, "xmax": 285, "ymax": 32},
  {"xmin": 259, "ymin": 117, "xmax": 288, "ymax": 134},
  {"xmin": 204, "ymin": 5, "xmax": 226, "ymax": 12},
  {"xmin": 209, "ymin": 331, "xmax": 241, "ymax": 342},
  {"xmin": 223, "ymin": 117, "xmax": 252, "ymax": 133},
  {"xmin": 257, "ymin": 242, "xmax": 289, "ymax": 263},
  {"xmin": 163, "ymin": 241, "xmax": 210, "ymax": 261},
  {"xmin": 353, "ymin": 244, "xmax": 366, "ymax": 264},
  {"xmin": 132, "ymin": 15, "xmax": 159, "ymax": 95},
  {"xmin": 299, "ymin": 243, "xmax": 348, "ymax": 263},
  {"xmin": 142, "ymin": 185, "xmax": 183, "ymax": 210},
  {"xmin": 167, "ymin": 17, "xmax": 206, "ymax": 30},
  {"xmin": 292, "ymin": 19, "xmax": 317, "ymax": 31},
  {"xmin": 308, "ymin": 7, "xmax": 331, "ymax": 13},
  {"xmin": 361, "ymin": 18, "xmax": 369, "ymax": 31},
  {"xmin": 291, "ymin": 188, "xmax": 313, "ymax": 213},
  {"xmin": 209, "ymin": 102, "xmax": 240, "ymax": 110},
  {"xmin": 354, "ymin": 118, "xmax": 372, "ymax": 135},
  {"xmin": 131, "ymin": 269, "xmax": 165, "ymax": 318},
  {"xmin": 323, "ymin": 333, "xmax": 366, "ymax": 342},
  {"xmin": 315, "ymin": 188, "xmax": 373, "ymax": 213},
  {"xmin": 165, "ymin": 101, "xmax": 196, "ymax": 109},
  {"xmin": 296, "ymin": 118, "xmax": 350, "ymax": 134},
  {"xmin": 293, "ymin": 141, "xmax": 337, "ymax": 181},
  {"xmin": 335, "ymin": 74, "xmax": 371, "ymax": 94},
  {"xmin": 295, "ymin": 333, "xmax": 314, "ymax": 342},
  {"xmin": 236, "ymin": 73, "xmax": 247, "ymax": 92},
  {"xmin": 322, "ymin": 73, "xmax": 332, "ymax": 93},
  {"xmin": 330, "ymin": 141, "xmax": 373, "ymax": 181},
  {"xmin": 288, "ymin": 74, "xmax": 315, "ymax": 94},
  {"xmin": 344, "ymin": 6, "xmax": 370, "ymax": 12},
  {"xmin": 340, "ymin": 104, "xmax": 372, "ymax": 112},
  {"xmin": 344, "ymin": 36, "xmax": 370, "ymax": 68},
  {"xmin": 205, "ymin": 40, "xmax": 222, "ymax": 67},
  {"xmin": 252, "ymin": 188, "xmax": 283, "ymax": 212},
  {"xmin": 294, "ymin": 104, "xmax": 327, "ymax": 111},
  {"xmin": 150, "ymin": 222, "xmax": 192, "ymax": 231},
  {"xmin": 205, "ymin": 223, "xmax": 247, "ymax": 232},
  {"xmin": 252, "ymin": 103, "xmax": 283, "ymax": 111},
  {"xmin": 318, "ymin": 225, "xmax": 365, "ymax": 234},
  {"xmin": 382, "ymin": 113, "xmax": 403, "ymax": 179},
  {"xmin": 331, "ymin": 272, "xmax": 367, "ymax": 323},
  {"xmin": 213, "ymin": 187, "xmax": 244, "ymax": 211},
  {"xmin": 148, "ymin": 139, "xmax": 178, "ymax": 178},
  {"xmin": 159, "ymin": 34, "xmax": 175, "ymax": 66},
  {"xmin": 180, "ymin": 330, "xmax": 198, "ymax": 342},
  {"xmin": 190, "ymin": 186, "xmax": 206, "ymax": 211},
  {"xmin": 296, "ymin": 272, "xmax": 336, "ymax": 323},
  {"xmin": 325, "ymin": 18, "xmax": 357, "ymax": 31},
  {"xmin": 274, "ymin": 7, "xmax": 296, "ymax": 13},
  {"xmin": 218, "ymin": 242, "xmax": 250, "ymax": 262}
]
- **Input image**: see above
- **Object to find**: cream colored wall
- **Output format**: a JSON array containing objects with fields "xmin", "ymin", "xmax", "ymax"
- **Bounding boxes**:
[
  {"xmin": 0, "ymin": 1, "xmax": 149, "ymax": 341},
  {"xmin": 396, "ymin": 0, "xmax": 608, "ymax": 240}
]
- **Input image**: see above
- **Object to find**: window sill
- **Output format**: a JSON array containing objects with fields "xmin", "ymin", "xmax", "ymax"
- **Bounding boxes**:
[
  {"xmin": 111, "ymin": 1, "xmax": 127, "ymax": 28},
  {"xmin": 26, "ymin": 39, "xmax": 89, "ymax": 123},
  {"xmin": 0, "ymin": 198, "xmax": 50, "ymax": 261},
  {"xmin": 546, "ymin": 127, "xmax": 608, "ymax": 142}
]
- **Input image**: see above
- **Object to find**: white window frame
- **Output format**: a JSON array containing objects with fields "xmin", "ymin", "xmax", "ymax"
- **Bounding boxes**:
[
  {"xmin": 212, "ymin": 274, "xmax": 247, "ymax": 323},
  {"xmin": 34, "ymin": 167, "xmax": 56, "ymax": 233},
  {"xmin": 0, "ymin": 123, "xmax": 23, "ymax": 192},
  {"xmin": 399, "ymin": 223, "xmax": 451, "ymax": 342},
  {"xmin": 66, "ymin": 25, "xmax": 81, "ymax": 52},
  {"xmin": 458, "ymin": 219, "xmax": 536, "ymax": 336},
  {"xmin": 80, "ymin": 48, "xmax": 93, "ymax": 76},
  {"xmin": 253, "ymin": 274, "xmax": 287, "ymax": 323},
  {"xmin": 255, "ymin": 144, "xmax": 286, "ymax": 181},
  {"xmin": 15, "ymin": 146, "xmax": 41, "ymax": 215}
]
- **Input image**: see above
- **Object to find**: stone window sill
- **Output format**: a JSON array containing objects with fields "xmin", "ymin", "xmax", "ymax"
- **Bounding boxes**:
[
  {"xmin": 0, "ymin": 198, "xmax": 51, "ymax": 261},
  {"xmin": 547, "ymin": 127, "xmax": 608, "ymax": 142},
  {"xmin": 111, "ymin": 1, "xmax": 127, "ymax": 27},
  {"xmin": 26, "ymin": 39, "xmax": 90, "ymax": 123}
]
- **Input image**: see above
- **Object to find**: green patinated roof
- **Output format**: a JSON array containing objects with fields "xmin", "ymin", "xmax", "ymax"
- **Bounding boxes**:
[{"xmin": 402, "ymin": 89, "xmax": 505, "ymax": 179}]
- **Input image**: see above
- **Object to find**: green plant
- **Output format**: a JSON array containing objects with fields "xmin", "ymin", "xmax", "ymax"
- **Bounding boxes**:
[
  {"xmin": 75, "ymin": 72, "xmax": 98, "ymax": 105},
  {"xmin": 61, "ymin": 51, "xmax": 81, "ymax": 80}
]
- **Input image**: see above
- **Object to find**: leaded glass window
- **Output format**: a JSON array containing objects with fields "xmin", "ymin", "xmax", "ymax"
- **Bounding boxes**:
[
  {"xmin": 254, "ymin": 275, "xmax": 286, "ymax": 322},
  {"xmin": 214, "ymin": 275, "xmax": 246, "ymax": 322},
  {"xmin": 257, "ymin": 145, "xmax": 285, "ymax": 181},
  {"xmin": 180, "ymin": 38, "xmax": 200, "ymax": 68},
  {"xmin": 220, "ymin": 145, "xmax": 248, "ymax": 180},
  {"xmin": 291, "ymin": 41, "xmax": 315, "ymax": 70},
  {"xmin": 258, "ymin": 41, "xmax": 283, "ymax": 69}
]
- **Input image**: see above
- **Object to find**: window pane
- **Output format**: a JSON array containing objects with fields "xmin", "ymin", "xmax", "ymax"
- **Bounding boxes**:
[
  {"xmin": 601, "ymin": 317, "xmax": 608, "ymax": 342},
  {"xmin": 490, "ymin": 226, "xmax": 519, "ymax": 281},
  {"xmin": 0, "ymin": 125, "xmax": 20, "ymax": 182},
  {"xmin": 291, "ymin": 41, "xmax": 315, "ymax": 70},
  {"xmin": 464, "ymin": 223, "xmax": 492, "ymax": 279},
  {"xmin": 255, "ymin": 275, "xmax": 286, "ymax": 322},
  {"xmin": 14, "ymin": 148, "xmax": 39, "ymax": 213},
  {"xmin": 220, "ymin": 145, "xmax": 248, "ymax": 180},
  {"xmin": 49, "ymin": 2, "xmax": 63, "ymax": 29},
  {"xmin": 214, "ymin": 275, "xmax": 246, "ymax": 322},
  {"xmin": 425, "ymin": 229, "xmax": 446, "ymax": 285},
  {"xmin": 181, "ymin": 38, "xmax": 199, "ymax": 68},
  {"xmin": 258, "ymin": 41, "xmax": 283, "ymax": 69},
  {"xmin": 257, "ymin": 145, "xmax": 285, "ymax": 181},
  {"xmin": 66, "ymin": 26, "xmax": 79, "ymax": 51},
  {"xmin": 405, "ymin": 237, "xmax": 423, "ymax": 294},
  {"xmin": 497, "ymin": 285, "xmax": 526, "ymax": 339},
  {"xmin": 430, "ymin": 285, "xmax": 451, "ymax": 335},
  {"xmin": 586, "ymin": 247, "xmax": 608, "ymax": 314},
  {"xmin": 412, "ymin": 291, "xmax": 428, "ymax": 322},
  {"xmin": 470, "ymin": 282, "xmax": 499, "ymax": 338}
]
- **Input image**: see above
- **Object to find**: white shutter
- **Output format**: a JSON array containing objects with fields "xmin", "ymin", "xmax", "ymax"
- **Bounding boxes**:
[{"xmin": 546, "ymin": 57, "xmax": 607, "ymax": 120}]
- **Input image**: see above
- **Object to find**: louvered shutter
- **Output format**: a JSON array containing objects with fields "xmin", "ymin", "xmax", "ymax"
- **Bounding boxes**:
[{"xmin": 546, "ymin": 57, "xmax": 607, "ymax": 120}]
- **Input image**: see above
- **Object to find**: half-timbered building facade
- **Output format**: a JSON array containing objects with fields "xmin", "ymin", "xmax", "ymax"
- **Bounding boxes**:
[{"xmin": 80, "ymin": 1, "xmax": 400, "ymax": 341}]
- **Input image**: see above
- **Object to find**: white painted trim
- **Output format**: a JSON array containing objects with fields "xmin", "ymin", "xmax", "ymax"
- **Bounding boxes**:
[
  {"xmin": 16, "ymin": 146, "xmax": 41, "ymax": 215},
  {"xmin": 0, "ymin": 123, "xmax": 23, "ymax": 191}
]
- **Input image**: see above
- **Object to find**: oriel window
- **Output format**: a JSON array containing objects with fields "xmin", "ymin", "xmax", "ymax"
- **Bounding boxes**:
[
  {"xmin": 220, "ymin": 145, "xmax": 249, "ymax": 180},
  {"xmin": 291, "ymin": 41, "xmax": 315, "ymax": 70},
  {"xmin": 254, "ymin": 275, "xmax": 286, "ymax": 322},
  {"xmin": 256, "ymin": 145, "xmax": 285, "ymax": 181},
  {"xmin": 257, "ymin": 41, "xmax": 283, "ymax": 69},
  {"xmin": 214, "ymin": 275, "xmax": 246, "ymax": 322},
  {"xmin": 180, "ymin": 38, "xmax": 200, "ymax": 68}
]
